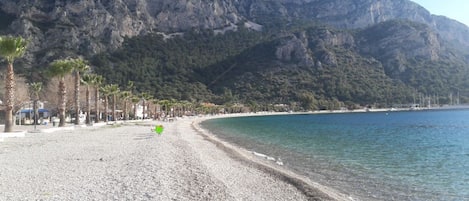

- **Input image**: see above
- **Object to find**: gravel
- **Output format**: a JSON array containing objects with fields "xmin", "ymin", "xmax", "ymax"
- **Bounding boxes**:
[{"xmin": 0, "ymin": 118, "xmax": 313, "ymax": 201}]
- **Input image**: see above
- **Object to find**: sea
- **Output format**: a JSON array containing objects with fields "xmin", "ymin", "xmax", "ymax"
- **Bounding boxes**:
[{"xmin": 201, "ymin": 109, "xmax": 469, "ymax": 201}]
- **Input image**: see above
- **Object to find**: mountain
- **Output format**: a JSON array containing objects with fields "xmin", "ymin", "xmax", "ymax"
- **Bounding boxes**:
[
  {"xmin": 1, "ymin": 0, "xmax": 468, "ymax": 108},
  {"xmin": 238, "ymin": 0, "xmax": 469, "ymax": 51}
]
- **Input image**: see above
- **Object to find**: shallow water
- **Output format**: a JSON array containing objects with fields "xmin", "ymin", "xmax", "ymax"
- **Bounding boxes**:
[{"xmin": 201, "ymin": 110, "xmax": 469, "ymax": 200}]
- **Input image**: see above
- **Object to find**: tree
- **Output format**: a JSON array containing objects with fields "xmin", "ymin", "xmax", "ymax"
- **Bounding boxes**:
[
  {"xmin": 146, "ymin": 97, "xmax": 155, "ymax": 119},
  {"xmin": 172, "ymin": 100, "xmax": 183, "ymax": 117},
  {"xmin": 159, "ymin": 99, "xmax": 170, "ymax": 117},
  {"xmin": 115, "ymin": 81, "xmax": 135, "ymax": 120},
  {"xmin": 100, "ymin": 84, "xmax": 112, "ymax": 122},
  {"xmin": 168, "ymin": 99, "xmax": 177, "ymax": 117},
  {"xmin": 72, "ymin": 58, "xmax": 90, "ymax": 125},
  {"xmin": 298, "ymin": 92, "xmax": 318, "ymax": 111},
  {"xmin": 29, "ymin": 82, "xmax": 42, "ymax": 129},
  {"xmin": 130, "ymin": 95, "xmax": 140, "ymax": 119},
  {"xmin": 0, "ymin": 36, "xmax": 27, "ymax": 132},
  {"xmin": 49, "ymin": 59, "xmax": 75, "ymax": 127},
  {"xmin": 81, "ymin": 73, "xmax": 97, "ymax": 124},
  {"xmin": 152, "ymin": 99, "xmax": 160, "ymax": 120},
  {"xmin": 109, "ymin": 84, "xmax": 120, "ymax": 121},
  {"xmin": 92, "ymin": 75, "xmax": 104, "ymax": 123},
  {"xmin": 180, "ymin": 100, "xmax": 193, "ymax": 116},
  {"xmin": 140, "ymin": 92, "xmax": 152, "ymax": 120},
  {"xmin": 126, "ymin": 80, "xmax": 135, "ymax": 93},
  {"xmin": 120, "ymin": 90, "xmax": 132, "ymax": 121}
]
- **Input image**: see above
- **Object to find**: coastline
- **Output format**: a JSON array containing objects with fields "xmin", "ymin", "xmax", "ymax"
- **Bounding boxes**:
[
  {"xmin": 0, "ymin": 116, "xmax": 350, "ymax": 200},
  {"xmin": 4, "ymin": 108, "xmax": 466, "ymax": 200},
  {"xmin": 192, "ymin": 114, "xmax": 353, "ymax": 201},
  {"xmin": 197, "ymin": 109, "xmax": 469, "ymax": 201}
]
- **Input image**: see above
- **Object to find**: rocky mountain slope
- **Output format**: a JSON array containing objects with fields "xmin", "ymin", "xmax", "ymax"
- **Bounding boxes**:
[
  {"xmin": 1, "ymin": 0, "xmax": 468, "ymax": 107},
  {"xmin": 1, "ymin": 0, "xmax": 468, "ymax": 64},
  {"xmin": 0, "ymin": 0, "xmax": 245, "ymax": 64}
]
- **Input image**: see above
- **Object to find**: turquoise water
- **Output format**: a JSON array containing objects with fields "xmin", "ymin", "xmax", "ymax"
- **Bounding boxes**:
[{"xmin": 201, "ymin": 110, "xmax": 469, "ymax": 200}]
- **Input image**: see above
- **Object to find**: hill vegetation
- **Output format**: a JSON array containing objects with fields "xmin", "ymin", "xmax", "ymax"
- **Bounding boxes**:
[
  {"xmin": 88, "ymin": 20, "xmax": 469, "ymax": 110},
  {"xmin": 1, "ymin": 0, "xmax": 468, "ymax": 111}
]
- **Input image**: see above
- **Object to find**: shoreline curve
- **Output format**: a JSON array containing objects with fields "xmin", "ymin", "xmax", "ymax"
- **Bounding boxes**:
[{"xmin": 192, "ymin": 115, "xmax": 353, "ymax": 201}]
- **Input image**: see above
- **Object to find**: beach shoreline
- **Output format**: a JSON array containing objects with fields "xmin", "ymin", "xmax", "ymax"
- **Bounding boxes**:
[
  {"xmin": 197, "ymin": 109, "xmax": 469, "ymax": 201},
  {"xmin": 0, "ymin": 115, "xmax": 351, "ymax": 201},
  {"xmin": 192, "ymin": 114, "xmax": 353, "ymax": 201}
]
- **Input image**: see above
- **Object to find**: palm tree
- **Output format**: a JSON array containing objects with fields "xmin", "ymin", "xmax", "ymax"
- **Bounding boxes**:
[
  {"xmin": 140, "ymin": 92, "xmax": 153, "ymax": 120},
  {"xmin": 81, "ymin": 73, "xmax": 97, "ymax": 125},
  {"xmin": 126, "ymin": 80, "xmax": 134, "ymax": 93},
  {"xmin": 108, "ymin": 84, "xmax": 120, "ymax": 121},
  {"xmin": 120, "ymin": 91, "xmax": 131, "ymax": 121},
  {"xmin": 49, "ymin": 58, "xmax": 75, "ymax": 127},
  {"xmin": 100, "ymin": 85, "xmax": 112, "ymax": 122},
  {"xmin": 152, "ymin": 99, "xmax": 160, "ymax": 120},
  {"xmin": 130, "ymin": 95, "xmax": 140, "ymax": 119},
  {"xmin": 168, "ymin": 99, "xmax": 177, "ymax": 117},
  {"xmin": 148, "ymin": 97, "xmax": 156, "ymax": 119},
  {"xmin": 72, "ymin": 58, "xmax": 89, "ymax": 125},
  {"xmin": 0, "ymin": 36, "xmax": 27, "ymax": 132},
  {"xmin": 92, "ymin": 75, "xmax": 104, "ymax": 123},
  {"xmin": 29, "ymin": 82, "xmax": 42, "ymax": 129},
  {"xmin": 171, "ymin": 100, "xmax": 180, "ymax": 117},
  {"xmin": 180, "ymin": 100, "xmax": 192, "ymax": 116},
  {"xmin": 159, "ymin": 99, "xmax": 170, "ymax": 118}
]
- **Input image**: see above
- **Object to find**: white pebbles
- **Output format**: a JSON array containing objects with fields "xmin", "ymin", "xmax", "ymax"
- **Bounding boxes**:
[{"xmin": 0, "ymin": 119, "xmax": 310, "ymax": 201}]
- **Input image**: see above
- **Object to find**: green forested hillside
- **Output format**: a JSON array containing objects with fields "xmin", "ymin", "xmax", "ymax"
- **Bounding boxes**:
[
  {"xmin": 92, "ymin": 28, "xmax": 266, "ymax": 102},
  {"xmin": 90, "ymin": 21, "xmax": 469, "ymax": 110},
  {"xmin": 3, "ymin": 0, "xmax": 469, "ymax": 112}
]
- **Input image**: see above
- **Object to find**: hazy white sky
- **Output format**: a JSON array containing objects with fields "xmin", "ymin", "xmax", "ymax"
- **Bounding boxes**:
[{"xmin": 411, "ymin": 0, "xmax": 469, "ymax": 26}]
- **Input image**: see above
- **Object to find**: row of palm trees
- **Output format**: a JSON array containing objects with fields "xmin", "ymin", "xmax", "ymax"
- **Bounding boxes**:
[
  {"xmin": 0, "ymin": 36, "xmax": 196, "ymax": 130},
  {"xmin": 1, "ymin": 35, "xmax": 233, "ymax": 132},
  {"xmin": 47, "ymin": 59, "xmax": 185, "ymax": 126},
  {"xmin": 48, "ymin": 58, "xmax": 89, "ymax": 127}
]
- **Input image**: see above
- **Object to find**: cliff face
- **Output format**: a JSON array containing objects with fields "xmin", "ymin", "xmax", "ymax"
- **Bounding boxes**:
[
  {"xmin": 357, "ymin": 21, "xmax": 442, "ymax": 76},
  {"xmin": 1, "ymin": 0, "xmax": 468, "ymax": 62},
  {"xmin": 0, "ymin": 0, "xmax": 244, "ymax": 63},
  {"xmin": 239, "ymin": 0, "xmax": 469, "ymax": 52},
  {"xmin": 0, "ymin": 0, "xmax": 468, "ymax": 88}
]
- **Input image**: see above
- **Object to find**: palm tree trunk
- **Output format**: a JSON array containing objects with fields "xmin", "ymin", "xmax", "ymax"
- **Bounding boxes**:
[
  {"xmin": 95, "ymin": 87, "xmax": 100, "ymax": 123},
  {"xmin": 146, "ymin": 102, "xmax": 150, "ymax": 119},
  {"xmin": 85, "ymin": 85, "xmax": 90, "ymax": 124},
  {"xmin": 166, "ymin": 104, "xmax": 170, "ymax": 117},
  {"xmin": 74, "ymin": 71, "xmax": 80, "ymax": 125},
  {"xmin": 4, "ymin": 63, "xmax": 14, "ymax": 132},
  {"xmin": 123, "ymin": 101, "xmax": 128, "ymax": 121},
  {"xmin": 133, "ymin": 103, "xmax": 137, "ymax": 119},
  {"xmin": 112, "ymin": 94, "xmax": 116, "ymax": 121},
  {"xmin": 58, "ymin": 78, "xmax": 67, "ymax": 127},
  {"xmin": 142, "ymin": 100, "xmax": 146, "ymax": 120},
  {"xmin": 104, "ymin": 96, "xmax": 108, "ymax": 122}
]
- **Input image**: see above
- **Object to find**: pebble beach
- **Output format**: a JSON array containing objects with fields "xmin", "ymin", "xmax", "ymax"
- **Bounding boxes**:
[{"xmin": 0, "ymin": 116, "xmax": 349, "ymax": 201}]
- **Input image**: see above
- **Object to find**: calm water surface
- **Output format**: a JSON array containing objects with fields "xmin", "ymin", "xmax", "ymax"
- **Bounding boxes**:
[{"xmin": 201, "ymin": 110, "xmax": 469, "ymax": 200}]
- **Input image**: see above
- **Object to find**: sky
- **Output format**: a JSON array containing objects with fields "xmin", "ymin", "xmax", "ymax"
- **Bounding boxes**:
[{"xmin": 410, "ymin": 0, "xmax": 469, "ymax": 26}]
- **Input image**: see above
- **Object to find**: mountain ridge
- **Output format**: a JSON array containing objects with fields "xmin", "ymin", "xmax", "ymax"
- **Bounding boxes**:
[
  {"xmin": 1, "ymin": 0, "xmax": 468, "ymax": 108},
  {"xmin": 1, "ymin": 0, "xmax": 468, "ymax": 63}
]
